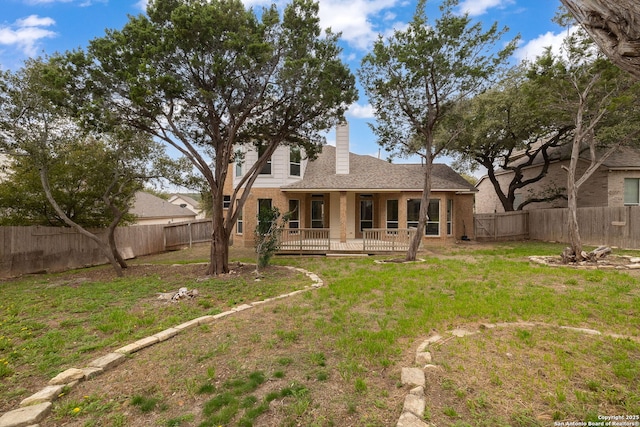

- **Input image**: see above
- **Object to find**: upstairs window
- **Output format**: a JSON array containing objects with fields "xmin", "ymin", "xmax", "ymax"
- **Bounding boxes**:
[
  {"xmin": 290, "ymin": 147, "xmax": 301, "ymax": 176},
  {"xmin": 223, "ymin": 195, "xmax": 231, "ymax": 210},
  {"xmin": 235, "ymin": 159, "xmax": 242, "ymax": 177},
  {"xmin": 258, "ymin": 145, "xmax": 272, "ymax": 175}
]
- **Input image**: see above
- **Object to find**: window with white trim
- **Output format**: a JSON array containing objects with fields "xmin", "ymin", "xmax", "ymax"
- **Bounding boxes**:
[
  {"xmin": 290, "ymin": 147, "xmax": 301, "ymax": 177},
  {"xmin": 236, "ymin": 201, "xmax": 243, "ymax": 234},
  {"xmin": 258, "ymin": 145, "xmax": 272, "ymax": 175},
  {"xmin": 624, "ymin": 178, "xmax": 640, "ymax": 205},
  {"xmin": 407, "ymin": 199, "xmax": 440, "ymax": 236},
  {"xmin": 447, "ymin": 199, "xmax": 453, "ymax": 236},
  {"xmin": 386, "ymin": 199, "xmax": 398, "ymax": 229},
  {"xmin": 289, "ymin": 199, "xmax": 300, "ymax": 229},
  {"xmin": 235, "ymin": 151, "xmax": 243, "ymax": 177}
]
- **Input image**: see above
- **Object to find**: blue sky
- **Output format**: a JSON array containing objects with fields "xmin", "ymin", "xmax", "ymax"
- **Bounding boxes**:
[{"xmin": 1, "ymin": 0, "xmax": 568, "ymax": 165}]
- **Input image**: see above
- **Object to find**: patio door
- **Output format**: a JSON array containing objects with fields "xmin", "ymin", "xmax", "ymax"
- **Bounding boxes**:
[
  {"xmin": 359, "ymin": 195, "xmax": 373, "ymax": 233},
  {"xmin": 311, "ymin": 199, "xmax": 324, "ymax": 228}
]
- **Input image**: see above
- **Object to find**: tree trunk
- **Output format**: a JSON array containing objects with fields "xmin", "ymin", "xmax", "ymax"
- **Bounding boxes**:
[
  {"xmin": 105, "ymin": 200, "xmax": 128, "ymax": 269},
  {"xmin": 107, "ymin": 224, "xmax": 127, "ymax": 269},
  {"xmin": 406, "ymin": 161, "xmax": 432, "ymax": 261},
  {"xmin": 39, "ymin": 168, "xmax": 124, "ymax": 276},
  {"xmin": 208, "ymin": 184, "xmax": 229, "ymax": 275},
  {"xmin": 208, "ymin": 231, "xmax": 229, "ymax": 275},
  {"xmin": 566, "ymin": 180, "xmax": 582, "ymax": 262},
  {"xmin": 561, "ymin": 0, "xmax": 640, "ymax": 79},
  {"xmin": 566, "ymin": 129, "xmax": 584, "ymax": 262}
]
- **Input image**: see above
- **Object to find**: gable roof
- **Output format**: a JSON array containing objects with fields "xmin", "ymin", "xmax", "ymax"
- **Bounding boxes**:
[
  {"xmin": 169, "ymin": 193, "xmax": 201, "ymax": 208},
  {"xmin": 131, "ymin": 192, "xmax": 198, "ymax": 219},
  {"xmin": 282, "ymin": 145, "xmax": 476, "ymax": 192}
]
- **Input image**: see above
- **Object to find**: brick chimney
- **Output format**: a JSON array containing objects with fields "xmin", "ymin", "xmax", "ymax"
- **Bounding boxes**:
[{"xmin": 335, "ymin": 121, "xmax": 349, "ymax": 175}]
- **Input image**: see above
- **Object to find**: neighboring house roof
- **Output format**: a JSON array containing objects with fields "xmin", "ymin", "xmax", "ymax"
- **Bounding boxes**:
[
  {"xmin": 131, "ymin": 192, "xmax": 197, "ymax": 220},
  {"xmin": 600, "ymin": 146, "xmax": 640, "ymax": 170},
  {"xmin": 282, "ymin": 145, "xmax": 476, "ymax": 192},
  {"xmin": 476, "ymin": 144, "xmax": 640, "ymax": 187},
  {"xmin": 169, "ymin": 193, "xmax": 201, "ymax": 209}
]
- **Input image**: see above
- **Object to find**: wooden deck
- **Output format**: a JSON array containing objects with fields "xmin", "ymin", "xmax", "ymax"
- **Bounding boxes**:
[{"xmin": 277, "ymin": 229, "xmax": 416, "ymax": 254}]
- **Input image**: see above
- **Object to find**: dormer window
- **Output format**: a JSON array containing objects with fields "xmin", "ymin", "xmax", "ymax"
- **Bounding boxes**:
[{"xmin": 290, "ymin": 147, "xmax": 301, "ymax": 176}]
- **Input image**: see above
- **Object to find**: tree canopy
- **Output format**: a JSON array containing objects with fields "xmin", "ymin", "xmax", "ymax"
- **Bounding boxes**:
[
  {"xmin": 358, "ymin": 0, "xmax": 516, "ymax": 260},
  {"xmin": 71, "ymin": 0, "xmax": 357, "ymax": 274},
  {"xmin": 444, "ymin": 65, "xmax": 575, "ymax": 211},
  {"xmin": 526, "ymin": 27, "xmax": 640, "ymax": 260},
  {"xmin": 0, "ymin": 57, "xmax": 186, "ymax": 276}
]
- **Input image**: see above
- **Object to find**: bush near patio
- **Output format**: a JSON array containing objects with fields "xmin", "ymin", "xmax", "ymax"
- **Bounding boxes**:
[{"xmin": 1, "ymin": 242, "xmax": 638, "ymax": 427}]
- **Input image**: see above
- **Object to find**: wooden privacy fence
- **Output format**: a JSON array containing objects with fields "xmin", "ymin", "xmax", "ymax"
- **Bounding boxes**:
[
  {"xmin": 164, "ymin": 219, "xmax": 213, "ymax": 250},
  {"xmin": 0, "ymin": 224, "xmax": 166, "ymax": 279},
  {"xmin": 476, "ymin": 206, "xmax": 640, "ymax": 249},
  {"xmin": 529, "ymin": 206, "xmax": 640, "ymax": 249},
  {"xmin": 474, "ymin": 211, "xmax": 530, "ymax": 241}
]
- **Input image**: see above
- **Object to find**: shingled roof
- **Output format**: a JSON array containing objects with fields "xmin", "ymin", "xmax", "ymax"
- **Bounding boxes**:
[
  {"xmin": 131, "ymin": 192, "xmax": 198, "ymax": 219},
  {"xmin": 502, "ymin": 143, "xmax": 640, "ymax": 172},
  {"xmin": 282, "ymin": 145, "xmax": 476, "ymax": 192}
]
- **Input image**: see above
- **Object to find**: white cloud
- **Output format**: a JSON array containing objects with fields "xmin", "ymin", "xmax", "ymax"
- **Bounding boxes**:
[
  {"xmin": 347, "ymin": 102, "xmax": 375, "ymax": 119},
  {"xmin": 238, "ymin": 0, "xmax": 402, "ymax": 51},
  {"xmin": 457, "ymin": 0, "xmax": 514, "ymax": 17},
  {"xmin": 24, "ymin": 0, "xmax": 72, "ymax": 4},
  {"xmin": 135, "ymin": 0, "xmax": 148, "ymax": 11},
  {"xmin": 514, "ymin": 26, "xmax": 578, "ymax": 62},
  {"xmin": 16, "ymin": 16, "xmax": 56, "ymax": 27},
  {"xmin": 317, "ymin": 0, "xmax": 399, "ymax": 51},
  {"xmin": 0, "ymin": 15, "xmax": 57, "ymax": 56}
]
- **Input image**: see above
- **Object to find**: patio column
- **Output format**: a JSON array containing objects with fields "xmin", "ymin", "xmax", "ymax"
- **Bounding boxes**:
[{"xmin": 340, "ymin": 191, "xmax": 347, "ymax": 242}]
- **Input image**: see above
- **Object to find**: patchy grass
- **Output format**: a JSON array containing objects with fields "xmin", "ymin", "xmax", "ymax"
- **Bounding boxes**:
[
  {"xmin": 0, "ymin": 247, "xmax": 309, "ymax": 412},
  {"xmin": 1, "ymin": 241, "xmax": 639, "ymax": 426}
]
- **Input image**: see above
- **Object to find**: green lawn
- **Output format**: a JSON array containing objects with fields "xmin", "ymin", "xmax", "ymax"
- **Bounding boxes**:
[{"xmin": 1, "ymin": 241, "xmax": 639, "ymax": 427}]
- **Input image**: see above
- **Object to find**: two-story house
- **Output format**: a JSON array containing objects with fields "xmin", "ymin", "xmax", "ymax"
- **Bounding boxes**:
[{"xmin": 224, "ymin": 122, "xmax": 477, "ymax": 251}]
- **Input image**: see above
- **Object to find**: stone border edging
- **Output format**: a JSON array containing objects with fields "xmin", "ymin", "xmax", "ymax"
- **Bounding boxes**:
[
  {"xmin": 529, "ymin": 255, "xmax": 640, "ymax": 270},
  {"xmin": 395, "ymin": 322, "xmax": 639, "ymax": 427},
  {"xmin": 0, "ymin": 265, "xmax": 323, "ymax": 427}
]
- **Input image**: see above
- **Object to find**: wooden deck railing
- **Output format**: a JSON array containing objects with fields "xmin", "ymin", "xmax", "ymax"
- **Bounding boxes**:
[
  {"xmin": 278, "ymin": 228, "xmax": 331, "ymax": 251},
  {"xmin": 363, "ymin": 228, "xmax": 416, "ymax": 251}
]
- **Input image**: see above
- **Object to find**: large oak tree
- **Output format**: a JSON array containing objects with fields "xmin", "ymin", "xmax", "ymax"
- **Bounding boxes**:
[
  {"xmin": 72, "ymin": 0, "xmax": 356, "ymax": 275},
  {"xmin": 444, "ymin": 66, "xmax": 575, "ymax": 212}
]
